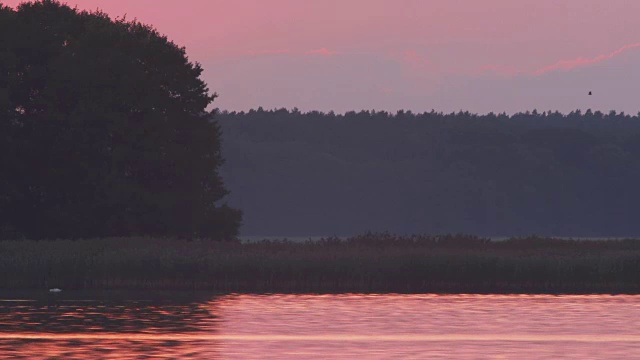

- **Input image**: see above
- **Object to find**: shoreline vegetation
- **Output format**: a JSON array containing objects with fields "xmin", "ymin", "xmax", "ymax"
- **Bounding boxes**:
[{"xmin": 3, "ymin": 233, "xmax": 640, "ymax": 294}]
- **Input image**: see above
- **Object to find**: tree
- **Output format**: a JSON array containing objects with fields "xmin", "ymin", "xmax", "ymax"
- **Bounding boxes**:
[{"xmin": 0, "ymin": 0, "xmax": 241, "ymax": 239}]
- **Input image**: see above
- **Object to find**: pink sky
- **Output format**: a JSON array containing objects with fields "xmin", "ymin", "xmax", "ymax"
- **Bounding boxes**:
[{"xmin": 5, "ymin": 0, "xmax": 640, "ymax": 114}]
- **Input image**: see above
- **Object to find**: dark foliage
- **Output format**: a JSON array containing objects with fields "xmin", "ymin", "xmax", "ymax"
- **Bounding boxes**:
[
  {"xmin": 0, "ymin": 1, "xmax": 241, "ymax": 239},
  {"xmin": 3, "ymin": 234, "xmax": 640, "ymax": 293},
  {"xmin": 218, "ymin": 108, "xmax": 640, "ymax": 237}
]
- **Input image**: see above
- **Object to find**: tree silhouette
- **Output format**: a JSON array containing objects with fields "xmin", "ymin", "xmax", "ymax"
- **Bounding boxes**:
[{"xmin": 0, "ymin": 0, "xmax": 241, "ymax": 239}]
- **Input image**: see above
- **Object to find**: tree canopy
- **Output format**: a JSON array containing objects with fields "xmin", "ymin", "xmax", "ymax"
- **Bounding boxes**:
[{"xmin": 0, "ymin": 0, "xmax": 241, "ymax": 239}]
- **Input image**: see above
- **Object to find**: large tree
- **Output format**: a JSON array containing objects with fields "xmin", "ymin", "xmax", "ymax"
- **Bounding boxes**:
[{"xmin": 0, "ymin": 0, "xmax": 241, "ymax": 239}]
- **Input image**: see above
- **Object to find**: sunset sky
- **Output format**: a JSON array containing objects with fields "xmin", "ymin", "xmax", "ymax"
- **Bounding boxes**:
[{"xmin": 5, "ymin": 0, "xmax": 640, "ymax": 114}]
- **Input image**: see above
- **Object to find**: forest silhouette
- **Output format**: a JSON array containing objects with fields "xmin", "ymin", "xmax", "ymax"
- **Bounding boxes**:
[{"xmin": 219, "ymin": 108, "xmax": 640, "ymax": 237}]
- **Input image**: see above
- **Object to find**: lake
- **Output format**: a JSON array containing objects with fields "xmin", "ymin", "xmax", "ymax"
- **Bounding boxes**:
[{"xmin": 1, "ymin": 293, "xmax": 640, "ymax": 359}]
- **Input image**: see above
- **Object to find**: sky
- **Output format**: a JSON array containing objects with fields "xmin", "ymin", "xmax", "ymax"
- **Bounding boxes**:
[{"xmin": 5, "ymin": 0, "xmax": 640, "ymax": 114}]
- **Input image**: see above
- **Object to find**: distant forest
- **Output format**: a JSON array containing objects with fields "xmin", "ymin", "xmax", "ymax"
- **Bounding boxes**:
[{"xmin": 218, "ymin": 108, "xmax": 640, "ymax": 237}]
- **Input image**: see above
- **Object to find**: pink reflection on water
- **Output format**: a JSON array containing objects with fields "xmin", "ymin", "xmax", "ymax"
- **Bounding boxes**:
[
  {"xmin": 3, "ymin": 294, "xmax": 640, "ymax": 359},
  {"xmin": 216, "ymin": 294, "xmax": 640, "ymax": 336}
]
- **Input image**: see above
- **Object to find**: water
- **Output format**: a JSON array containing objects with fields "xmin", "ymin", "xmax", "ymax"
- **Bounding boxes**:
[{"xmin": 2, "ymin": 294, "xmax": 640, "ymax": 359}]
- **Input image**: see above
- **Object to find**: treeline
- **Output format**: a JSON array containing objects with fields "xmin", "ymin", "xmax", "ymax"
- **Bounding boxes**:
[{"xmin": 218, "ymin": 108, "xmax": 640, "ymax": 237}]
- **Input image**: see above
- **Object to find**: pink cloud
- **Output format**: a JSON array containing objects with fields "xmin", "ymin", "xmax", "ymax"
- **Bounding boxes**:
[
  {"xmin": 244, "ymin": 49, "xmax": 292, "ymax": 57},
  {"xmin": 376, "ymin": 85, "xmax": 395, "ymax": 94},
  {"xmin": 477, "ymin": 64, "xmax": 522, "ymax": 77},
  {"xmin": 243, "ymin": 48, "xmax": 338, "ymax": 58},
  {"xmin": 534, "ymin": 42, "xmax": 640, "ymax": 75},
  {"xmin": 305, "ymin": 48, "xmax": 338, "ymax": 56},
  {"xmin": 387, "ymin": 50, "xmax": 435, "ymax": 77},
  {"xmin": 399, "ymin": 50, "xmax": 430, "ymax": 70}
]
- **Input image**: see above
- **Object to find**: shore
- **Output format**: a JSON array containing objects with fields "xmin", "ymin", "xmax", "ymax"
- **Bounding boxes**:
[{"xmin": 2, "ymin": 234, "xmax": 640, "ymax": 294}]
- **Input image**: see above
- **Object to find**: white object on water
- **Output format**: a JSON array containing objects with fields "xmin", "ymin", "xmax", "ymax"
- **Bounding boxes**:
[{"xmin": 49, "ymin": 288, "xmax": 62, "ymax": 293}]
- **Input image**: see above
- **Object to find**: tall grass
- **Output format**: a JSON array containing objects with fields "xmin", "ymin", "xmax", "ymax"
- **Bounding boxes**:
[{"xmin": 2, "ymin": 234, "xmax": 640, "ymax": 293}]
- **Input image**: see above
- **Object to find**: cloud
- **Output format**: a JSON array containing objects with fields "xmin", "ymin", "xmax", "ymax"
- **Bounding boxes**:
[
  {"xmin": 386, "ymin": 50, "xmax": 437, "ymax": 79},
  {"xmin": 477, "ymin": 64, "xmax": 522, "ymax": 77},
  {"xmin": 534, "ymin": 42, "xmax": 640, "ymax": 75},
  {"xmin": 305, "ymin": 48, "xmax": 338, "ymax": 56},
  {"xmin": 242, "ymin": 48, "xmax": 338, "ymax": 58},
  {"xmin": 402, "ymin": 50, "xmax": 428, "ymax": 66},
  {"xmin": 244, "ymin": 49, "xmax": 292, "ymax": 57},
  {"xmin": 397, "ymin": 50, "xmax": 430, "ymax": 70}
]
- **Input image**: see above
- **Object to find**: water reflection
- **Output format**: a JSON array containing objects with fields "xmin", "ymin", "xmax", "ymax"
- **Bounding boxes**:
[
  {"xmin": 0, "ymin": 299, "xmax": 217, "ymax": 334},
  {"xmin": 1, "ymin": 294, "xmax": 640, "ymax": 359}
]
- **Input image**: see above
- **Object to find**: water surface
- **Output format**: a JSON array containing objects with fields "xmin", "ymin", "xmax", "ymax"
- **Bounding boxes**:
[{"xmin": 1, "ymin": 294, "xmax": 640, "ymax": 358}]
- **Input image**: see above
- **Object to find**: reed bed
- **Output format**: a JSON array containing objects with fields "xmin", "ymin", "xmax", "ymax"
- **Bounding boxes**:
[{"xmin": 2, "ymin": 234, "xmax": 640, "ymax": 293}]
